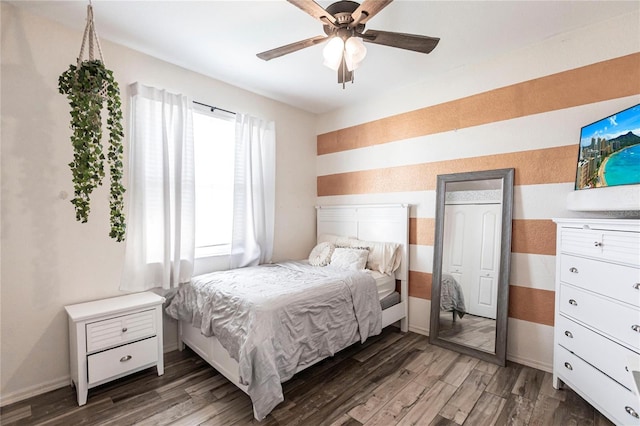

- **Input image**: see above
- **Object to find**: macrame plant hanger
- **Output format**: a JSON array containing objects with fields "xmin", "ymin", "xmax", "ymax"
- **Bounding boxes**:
[{"xmin": 77, "ymin": 1, "xmax": 107, "ymax": 95}]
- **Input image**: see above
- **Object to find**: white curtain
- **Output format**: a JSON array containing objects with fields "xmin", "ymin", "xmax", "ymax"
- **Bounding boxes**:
[
  {"xmin": 230, "ymin": 113, "xmax": 276, "ymax": 268},
  {"xmin": 121, "ymin": 82, "xmax": 195, "ymax": 291}
]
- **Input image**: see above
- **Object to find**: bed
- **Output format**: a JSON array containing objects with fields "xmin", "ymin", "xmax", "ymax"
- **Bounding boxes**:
[
  {"xmin": 165, "ymin": 204, "xmax": 410, "ymax": 420},
  {"xmin": 440, "ymin": 273, "xmax": 466, "ymax": 320}
]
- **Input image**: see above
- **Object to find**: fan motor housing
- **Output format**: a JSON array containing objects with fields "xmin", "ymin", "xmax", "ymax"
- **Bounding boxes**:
[{"xmin": 323, "ymin": 0, "xmax": 365, "ymax": 36}]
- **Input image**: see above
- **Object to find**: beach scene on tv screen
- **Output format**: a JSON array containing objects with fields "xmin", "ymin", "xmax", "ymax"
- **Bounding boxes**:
[{"xmin": 575, "ymin": 104, "xmax": 640, "ymax": 190}]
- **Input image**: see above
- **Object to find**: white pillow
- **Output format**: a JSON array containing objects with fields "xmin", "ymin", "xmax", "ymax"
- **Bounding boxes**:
[
  {"xmin": 308, "ymin": 242, "xmax": 335, "ymax": 266},
  {"xmin": 360, "ymin": 240, "xmax": 401, "ymax": 275},
  {"xmin": 329, "ymin": 247, "xmax": 369, "ymax": 271}
]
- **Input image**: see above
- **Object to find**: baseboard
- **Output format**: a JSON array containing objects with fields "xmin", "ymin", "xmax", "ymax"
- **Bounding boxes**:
[
  {"xmin": 164, "ymin": 342, "xmax": 178, "ymax": 353},
  {"xmin": 507, "ymin": 352, "xmax": 553, "ymax": 373},
  {"xmin": 409, "ymin": 325, "xmax": 552, "ymax": 373},
  {"xmin": 0, "ymin": 376, "xmax": 70, "ymax": 408},
  {"xmin": 1, "ymin": 344, "xmax": 181, "ymax": 408},
  {"xmin": 409, "ymin": 324, "xmax": 429, "ymax": 336}
]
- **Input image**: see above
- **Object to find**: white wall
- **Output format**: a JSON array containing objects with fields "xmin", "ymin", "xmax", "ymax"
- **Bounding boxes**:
[{"xmin": 0, "ymin": 2, "xmax": 317, "ymax": 405}]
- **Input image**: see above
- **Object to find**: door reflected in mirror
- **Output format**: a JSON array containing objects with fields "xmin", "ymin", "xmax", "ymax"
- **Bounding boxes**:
[{"xmin": 429, "ymin": 169, "xmax": 514, "ymax": 366}]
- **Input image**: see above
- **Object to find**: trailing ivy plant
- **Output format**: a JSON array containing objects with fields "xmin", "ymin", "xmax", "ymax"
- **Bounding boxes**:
[{"xmin": 58, "ymin": 59, "xmax": 126, "ymax": 241}]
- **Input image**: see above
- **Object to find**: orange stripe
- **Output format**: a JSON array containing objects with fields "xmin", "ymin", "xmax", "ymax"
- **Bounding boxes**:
[
  {"xmin": 407, "ymin": 278, "xmax": 554, "ymax": 326},
  {"xmin": 512, "ymin": 219, "xmax": 557, "ymax": 255},
  {"xmin": 409, "ymin": 271, "xmax": 431, "ymax": 300},
  {"xmin": 411, "ymin": 218, "xmax": 556, "ymax": 256},
  {"xmin": 410, "ymin": 218, "xmax": 435, "ymax": 246},
  {"xmin": 317, "ymin": 145, "xmax": 576, "ymax": 196},
  {"xmin": 318, "ymin": 53, "xmax": 640, "ymax": 155},
  {"xmin": 508, "ymin": 285, "xmax": 555, "ymax": 326}
]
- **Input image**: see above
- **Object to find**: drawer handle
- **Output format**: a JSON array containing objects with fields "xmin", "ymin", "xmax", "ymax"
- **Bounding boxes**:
[
  {"xmin": 634, "ymin": 283, "xmax": 640, "ymax": 290},
  {"xmin": 122, "ymin": 327, "xmax": 128, "ymax": 333},
  {"xmin": 594, "ymin": 241, "xmax": 602, "ymax": 247},
  {"xmin": 564, "ymin": 362, "xmax": 573, "ymax": 371},
  {"xmin": 569, "ymin": 267, "xmax": 578, "ymax": 274},
  {"xmin": 564, "ymin": 330, "xmax": 573, "ymax": 338},
  {"xmin": 568, "ymin": 299, "xmax": 578, "ymax": 306},
  {"xmin": 632, "ymin": 325, "xmax": 640, "ymax": 333},
  {"xmin": 626, "ymin": 406, "xmax": 639, "ymax": 419},
  {"xmin": 120, "ymin": 355, "xmax": 132, "ymax": 362}
]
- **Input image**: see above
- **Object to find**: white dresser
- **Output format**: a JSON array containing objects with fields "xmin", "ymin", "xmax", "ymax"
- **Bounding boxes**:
[
  {"xmin": 553, "ymin": 218, "xmax": 640, "ymax": 425},
  {"xmin": 65, "ymin": 291, "xmax": 165, "ymax": 406}
]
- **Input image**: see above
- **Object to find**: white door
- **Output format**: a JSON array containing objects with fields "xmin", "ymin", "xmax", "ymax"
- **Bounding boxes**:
[{"xmin": 443, "ymin": 203, "xmax": 501, "ymax": 319}]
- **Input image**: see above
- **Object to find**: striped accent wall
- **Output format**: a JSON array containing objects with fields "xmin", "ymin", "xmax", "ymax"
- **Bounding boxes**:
[
  {"xmin": 316, "ymin": 53, "xmax": 640, "ymax": 366},
  {"xmin": 317, "ymin": 53, "xmax": 640, "ymax": 154}
]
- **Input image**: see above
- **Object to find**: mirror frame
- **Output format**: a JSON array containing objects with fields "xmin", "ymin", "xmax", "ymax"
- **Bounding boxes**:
[{"xmin": 429, "ymin": 168, "xmax": 514, "ymax": 366}]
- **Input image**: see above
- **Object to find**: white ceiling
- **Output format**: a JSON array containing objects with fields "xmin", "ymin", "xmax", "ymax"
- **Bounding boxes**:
[{"xmin": 10, "ymin": 0, "xmax": 639, "ymax": 114}]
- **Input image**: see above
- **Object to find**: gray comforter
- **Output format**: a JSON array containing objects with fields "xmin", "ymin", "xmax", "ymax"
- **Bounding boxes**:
[
  {"xmin": 440, "ymin": 273, "xmax": 466, "ymax": 318},
  {"xmin": 165, "ymin": 261, "xmax": 382, "ymax": 420}
]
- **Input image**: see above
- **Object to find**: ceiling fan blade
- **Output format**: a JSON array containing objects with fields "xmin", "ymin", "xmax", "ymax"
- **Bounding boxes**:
[
  {"xmin": 363, "ymin": 29, "xmax": 440, "ymax": 54},
  {"xmin": 287, "ymin": 0, "xmax": 336, "ymax": 26},
  {"xmin": 257, "ymin": 35, "xmax": 329, "ymax": 61},
  {"xmin": 351, "ymin": 0, "xmax": 393, "ymax": 25}
]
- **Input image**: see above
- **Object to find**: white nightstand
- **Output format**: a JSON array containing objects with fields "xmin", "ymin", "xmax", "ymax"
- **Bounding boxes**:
[{"xmin": 65, "ymin": 291, "xmax": 165, "ymax": 406}]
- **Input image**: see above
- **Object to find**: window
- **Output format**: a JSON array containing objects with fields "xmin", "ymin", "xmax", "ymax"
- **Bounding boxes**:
[{"xmin": 193, "ymin": 106, "xmax": 235, "ymax": 257}]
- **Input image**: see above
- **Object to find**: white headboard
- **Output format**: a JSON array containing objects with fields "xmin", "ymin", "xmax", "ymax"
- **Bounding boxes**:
[{"xmin": 316, "ymin": 204, "xmax": 410, "ymax": 282}]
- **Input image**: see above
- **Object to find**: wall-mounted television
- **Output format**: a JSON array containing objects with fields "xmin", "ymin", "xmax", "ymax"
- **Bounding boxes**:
[{"xmin": 575, "ymin": 103, "xmax": 640, "ymax": 190}]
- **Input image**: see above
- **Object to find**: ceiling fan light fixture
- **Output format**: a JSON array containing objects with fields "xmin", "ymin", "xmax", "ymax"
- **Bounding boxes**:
[
  {"xmin": 322, "ymin": 37, "xmax": 345, "ymax": 71},
  {"xmin": 344, "ymin": 36, "xmax": 367, "ymax": 71}
]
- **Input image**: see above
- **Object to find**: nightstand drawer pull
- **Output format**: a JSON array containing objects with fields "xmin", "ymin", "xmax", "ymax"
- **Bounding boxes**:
[
  {"xmin": 564, "ymin": 362, "xmax": 573, "ymax": 370},
  {"xmin": 569, "ymin": 267, "xmax": 578, "ymax": 273},
  {"xmin": 594, "ymin": 241, "xmax": 602, "ymax": 247},
  {"xmin": 632, "ymin": 325, "xmax": 640, "ymax": 333},
  {"xmin": 122, "ymin": 327, "xmax": 128, "ymax": 333},
  {"xmin": 120, "ymin": 355, "xmax": 132, "ymax": 362},
  {"xmin": 568, "ymin": 299, "xmax": 577, "ymax": 306},
  {"xmin": 626, "ymin": 406, "xmax": 639, "ymax": 419},
  {"xmin": 634, "ymin": 283, "xmax": 640, "ymax": 290},
  {"xmin": 564, "ymin": 330, "xmax": 573, "ymax": 338}
]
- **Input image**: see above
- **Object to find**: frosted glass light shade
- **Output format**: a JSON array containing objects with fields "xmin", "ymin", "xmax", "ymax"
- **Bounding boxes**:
[
  {"xmin": 323, "ymin": 37, "xmax": 345, "ymax": 71},
  {"xmin": 344, "ymin": 37, "xmax": 367, "ymax": 71}
]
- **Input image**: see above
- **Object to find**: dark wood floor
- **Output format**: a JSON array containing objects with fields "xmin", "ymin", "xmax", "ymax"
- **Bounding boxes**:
[{"xmin": 1, "ymin": 328, "xmax": 613, "ymax": 425}]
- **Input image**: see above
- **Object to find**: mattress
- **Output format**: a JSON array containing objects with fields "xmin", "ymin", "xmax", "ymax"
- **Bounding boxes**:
[
  {"xmin": 380, "ymin": 291, "xmax": 400, "ymax": 310},
  {"xmin": 369, "ymin": 270, "xmax": 396, "ymax": 300}
]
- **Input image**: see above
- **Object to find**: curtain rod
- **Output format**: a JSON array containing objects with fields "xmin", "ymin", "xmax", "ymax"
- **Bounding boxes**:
[{"xmin": 192, "ymin": 100, "xmax": 236, "ymax": 115}]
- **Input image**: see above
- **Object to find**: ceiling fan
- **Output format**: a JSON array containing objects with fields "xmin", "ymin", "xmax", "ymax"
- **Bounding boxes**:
[{"xmin": 256, "ymin": 0, "xmax": 440, "ymax": 88}]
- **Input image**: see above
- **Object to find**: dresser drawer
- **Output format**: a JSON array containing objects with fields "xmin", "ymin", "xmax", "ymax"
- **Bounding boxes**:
[
  {"xmin": 87, "ymin": 336, "xmax": 158, "ymax": 385},
  {"xmin": 559, "ymin": 284, "xmax": 640, "ymax": 351},
  {"xmin": 557, "ymin": 314, "xmax": 639, "ymax": 391},
  {"xmin": 86, "ymin": 309, "xmax": 156, "ymax": 353},
  {"xmin": 555, "ymin": 346, "xmax": 640, "ymax": 425},
  {"xmin": 560, "ymin": 254, "xmax": 640, "ymax": 308},
  {"xmin": 560, "ymin": 227, "xmax": 640, "ymax": 265}
]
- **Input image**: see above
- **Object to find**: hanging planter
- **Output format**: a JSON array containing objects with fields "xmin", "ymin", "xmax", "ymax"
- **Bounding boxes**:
[{"xmin": 58, "ymin": 4, "xmax": 126, "ymax": 241}]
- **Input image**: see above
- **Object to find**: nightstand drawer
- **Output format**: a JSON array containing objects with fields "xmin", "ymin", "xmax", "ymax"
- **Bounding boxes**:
[
  {"xmin": 559, "ymin": 284, "xmax": 640, "ymax": 351},
  {"xmin": 86, "ymin": 309, "xmax": 156, "ymax": 353},
  {"xmin": 87, "ymin": 336, "xmax": 158, "ymax": 385},
  {"xmin": 560, "ymin": 254, "xmax": 640, "ymax": 308},
  {"xmin": 557, "ymin": 314, "xmax": 638, "ymax": 391}
]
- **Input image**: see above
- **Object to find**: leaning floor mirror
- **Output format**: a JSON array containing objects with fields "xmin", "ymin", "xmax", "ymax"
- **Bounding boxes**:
[{"xmin": 429, "ymin": 168, "xmax": 514, "ymax": 366}]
